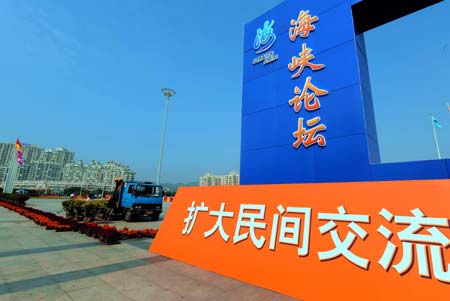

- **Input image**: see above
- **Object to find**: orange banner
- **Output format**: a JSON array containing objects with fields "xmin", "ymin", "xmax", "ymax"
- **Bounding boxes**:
[{"xmin": 150, "ymin": 180, "xmax": 450, "ymax": 300}]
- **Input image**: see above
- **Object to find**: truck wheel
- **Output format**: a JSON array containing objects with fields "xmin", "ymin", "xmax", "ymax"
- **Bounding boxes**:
[
  {"xmin": 151, "ymin": 213, "xmax": 160, "ymax": 221},
  {"xmin": 124, "ymin": 209, "xmax": 134, "ymax": 222}
]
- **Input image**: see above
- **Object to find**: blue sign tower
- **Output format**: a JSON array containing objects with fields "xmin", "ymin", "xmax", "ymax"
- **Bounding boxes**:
[{"xmin": 241, "ymin": 0, "xmax": 449, "ymax": 184}]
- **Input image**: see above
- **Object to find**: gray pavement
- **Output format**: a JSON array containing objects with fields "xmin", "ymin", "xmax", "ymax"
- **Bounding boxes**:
[{"xmin": 0, "ymin": 203, "xmax": 297, "ymax": 300}]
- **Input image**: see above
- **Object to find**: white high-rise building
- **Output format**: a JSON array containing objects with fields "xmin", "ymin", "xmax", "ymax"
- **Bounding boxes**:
[
  {"xmin": 42, "ymin": 148, "xmax": 74, "ymax": 166},
  {"xmin": 23, "ymin": 145, "xmax": 44, "ymax": 162},
  {"xmin": 62, "ymin": 160, "xmax": 135, "ymax": 191},
  {"xmin": 199, "ymin": 171, "xmax": 240, "ymax": 186},
  {"xmin": 0, "ymin": 141, "xmax": 135, "ymax": 191},
  {"xmin": 199, "ymin": 173, "xmax": 220, "ymax": 186},
  {"xmin": 0, "ymin": 143, "xmax": 15, "ymax": 167},
  {"xmin": 16, "ymin": 146, "xmax": 74, "ymax": 182},
  {"xmin": 221, "ymin": 171, "xmax": 240, "ymax": 186},
  {"xmin": 0, "ymin": 143, "xmax": 15, "ymax": 187},
  {"xmin": 0, "ymin": 166, "xmax": 8, "ymax": 185}
]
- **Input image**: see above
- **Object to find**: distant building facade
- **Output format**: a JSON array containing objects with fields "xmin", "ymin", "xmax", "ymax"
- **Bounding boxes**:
[
  {"xmin": 0, "ymin": 142, "xmax": 135, "ymax": 192},
  {"xmin": 62, "ymin": 160, "xmax": 135, "ymax": 191},
  {"xmin": 0, "ymin": 166, "xmax": 8, "ymax": 185},
  {"xmin": 0, "ymin": 143, "xmax": 15, "ymax": 167},
  {"xmin": 0, "ymin": 143, "xmax": 16, "ymax": 184},
  {"xmin": 17, "ymin": 146, "xmax": 74, "ymax": 182},
  {"xmin": 199, "ymin": 171, "xmax": 240, "ymax": 186}
]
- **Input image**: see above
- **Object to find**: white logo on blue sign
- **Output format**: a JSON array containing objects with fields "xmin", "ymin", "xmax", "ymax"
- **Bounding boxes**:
[{"xmin": 253, "ymin": 20, "xmax": 278, "ymax": 65}]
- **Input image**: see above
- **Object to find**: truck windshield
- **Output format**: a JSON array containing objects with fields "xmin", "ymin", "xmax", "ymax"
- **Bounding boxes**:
[{"xmin": 134, "ymin": 185, "xmax": 162, "ymax": 197}]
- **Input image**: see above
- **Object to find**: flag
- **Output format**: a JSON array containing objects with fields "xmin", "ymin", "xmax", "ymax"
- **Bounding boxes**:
[
  {"xmin": 432, "ymin": 115, "xmax": 442, "ymax": 129},
  {"xmin": 15, "ymin": 138, "xmax": 23, "ymax": 165}
]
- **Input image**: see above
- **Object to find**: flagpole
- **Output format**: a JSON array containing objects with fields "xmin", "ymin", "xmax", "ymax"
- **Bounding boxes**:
[{"xmin": 432, "ymin": 116, "xmax": 442, "ymax": 159}]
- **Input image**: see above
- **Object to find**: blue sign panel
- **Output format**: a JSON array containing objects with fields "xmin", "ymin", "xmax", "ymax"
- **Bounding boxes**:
[{"xmin": 241, "ymin": 0, "xmax": 449, "ymax": 184}]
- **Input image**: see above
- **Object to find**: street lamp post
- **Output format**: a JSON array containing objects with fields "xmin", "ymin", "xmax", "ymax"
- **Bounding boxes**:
[{"xmin": 157, "ymin": 88, "xmax": 176, "ymax": 185}]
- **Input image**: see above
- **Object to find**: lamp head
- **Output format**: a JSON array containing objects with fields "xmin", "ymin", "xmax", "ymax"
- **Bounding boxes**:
[{"xmin": 162, "ymin": 88, "xmax": 176, "ymax": 98}]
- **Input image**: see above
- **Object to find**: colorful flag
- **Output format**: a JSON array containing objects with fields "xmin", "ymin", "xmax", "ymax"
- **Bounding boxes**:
[
  {"xmin": 432, "ymin": 115, "xmax": 442, "ymax": 129},
  {"xmin": 15, "ymin": 138, "xmax": 23, "ymax": 165}
]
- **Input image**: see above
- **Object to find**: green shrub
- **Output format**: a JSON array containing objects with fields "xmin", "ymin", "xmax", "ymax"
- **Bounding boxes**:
[
  {"xmin": 0, "ymin": 193, "xmax": 30, "ymax": 205},
  {"xmin": 92, "ymin": 200, "xmax": 108, "ymax": 215},
  {"xmin": 62, "ymin": 200, "xmax": 75, "ymax": 217},
  {"xmin": 83, "ymin": 201, "xmax": 96, "ymax": 217},
  {"xmin": 62, "ymin": 199, "xmax": 84, "ymax": 219},
  {"xmin": 62, "ymin": 199, "xmax": 108, "ymax": 219}
]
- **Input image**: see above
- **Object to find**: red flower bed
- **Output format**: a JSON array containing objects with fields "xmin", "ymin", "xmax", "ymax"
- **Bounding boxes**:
[
  {"xmin": 0, "ymin": 200, "xmax": 158, "ymax": 245},
  {"xmin": 120, "ymin": 227, "xmax": 158, "ymax": 240}
]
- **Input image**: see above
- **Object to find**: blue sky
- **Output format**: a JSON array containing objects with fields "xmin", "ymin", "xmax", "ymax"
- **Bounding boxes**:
[
  {"xmin": 364, "ymin": 0, "xmax": 450, "ymax": 163},
  {"xmin": 0, "ymin": 0, "xmax": 448, "ymax": 183}
]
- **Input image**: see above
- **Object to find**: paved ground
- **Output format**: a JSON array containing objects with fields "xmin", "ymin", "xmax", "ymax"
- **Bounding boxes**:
[
  {"xmin": 0, "ymin": 203, "xmax": 297, "ymax": 300},
  {"xmin": 27, "ymin": 198, "xmax": 170, "ymax": 230}
]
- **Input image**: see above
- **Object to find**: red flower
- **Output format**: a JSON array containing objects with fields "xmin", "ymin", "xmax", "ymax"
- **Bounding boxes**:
[{"xmin": 0, "ymin": 200, "xmax": 158, "ymax": 244}]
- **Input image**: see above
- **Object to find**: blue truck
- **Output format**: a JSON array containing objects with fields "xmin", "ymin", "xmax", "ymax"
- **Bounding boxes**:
[{"xmin": 109, "ymin": 179, "xmax": 163, "ymax": 222}]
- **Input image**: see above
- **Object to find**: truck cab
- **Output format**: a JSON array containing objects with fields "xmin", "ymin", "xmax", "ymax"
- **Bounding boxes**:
[{"xmin": 116, "ymin": 181, "xmax": 163, "ymax": 222}]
